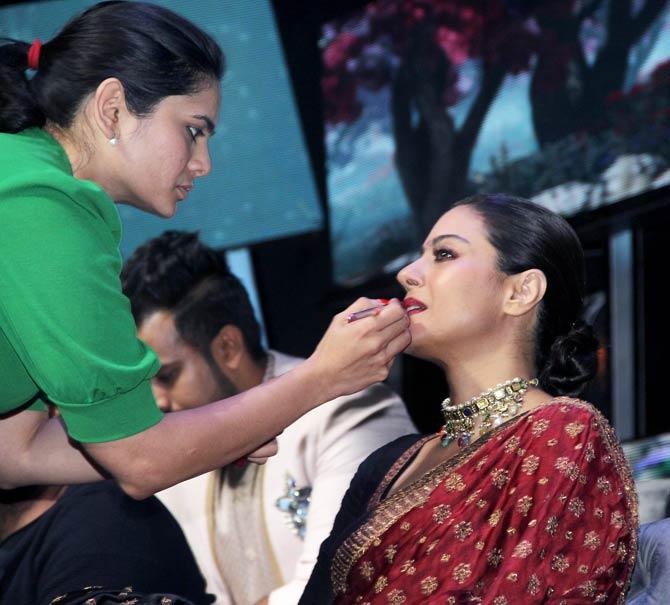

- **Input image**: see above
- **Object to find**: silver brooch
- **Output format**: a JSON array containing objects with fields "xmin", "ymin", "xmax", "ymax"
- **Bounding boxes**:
[{"xmin": 275, "ymin": 474, "xmax": 311, "ymax": 539}]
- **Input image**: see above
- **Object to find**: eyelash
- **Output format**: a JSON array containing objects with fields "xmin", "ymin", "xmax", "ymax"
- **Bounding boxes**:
[
  {"xmin": 433, "ymin": 247, "xmax": 456, "ymax": 261},
  {"xmin": 187, "ymin": 126, "xmax": 204, "ymax": 142},
  {"xmin": 155, "ymin": 371, "xmax": 176, "ymax": 385}
]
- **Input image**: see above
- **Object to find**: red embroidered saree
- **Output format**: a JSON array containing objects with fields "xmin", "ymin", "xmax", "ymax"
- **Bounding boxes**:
[{"xmin": 330, "ymin": 399, "xmax": 638, "ymax": 604}]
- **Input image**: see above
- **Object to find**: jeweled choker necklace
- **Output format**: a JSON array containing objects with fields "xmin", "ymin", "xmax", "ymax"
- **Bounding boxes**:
[{"xmin": 439, "ymin": 377, "xmax": 538, "ymax": 448}]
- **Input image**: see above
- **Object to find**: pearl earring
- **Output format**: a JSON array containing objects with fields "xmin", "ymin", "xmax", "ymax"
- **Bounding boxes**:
[{"xmin": 109, "ymin": 137, "xmax": 118, "ymax": 146}]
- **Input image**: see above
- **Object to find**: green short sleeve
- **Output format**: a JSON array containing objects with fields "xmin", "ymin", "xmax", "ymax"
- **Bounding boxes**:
[{"xmin": 0, "ymin": 129, "xmax": 163, "ymax": 442}]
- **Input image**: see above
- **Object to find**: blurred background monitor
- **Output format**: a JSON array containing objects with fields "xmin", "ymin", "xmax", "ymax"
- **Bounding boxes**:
[{"xmin": 321, "ymin": 0, "xmax": 670, "ymax": 284}]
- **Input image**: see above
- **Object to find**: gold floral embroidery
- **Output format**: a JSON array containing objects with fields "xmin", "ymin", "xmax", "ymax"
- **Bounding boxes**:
[
  {"xmin": 516, "ymin": 495, "xmax": 533, "ymax": 516},
  {"xmin": 527, "ymin": 574, "xmax": 541, "ymax": 595},
  {"xmin": 504, "ymin": 436, "xmax": 521, "ymax": 452},
  {"xmin": 400, "ymin": 559, "xmax": 416, "ymax": 575},
  {"xmin": 440, "ymin": 553, "xmax": 451, "ymax": 563},
  {"xmin": 506, "ymin": 527, "xmax": 517, "ymax": 535},
  {"xmin": 594, "ymin": 507, "xmax": 604, "ymax": 518},
  {"xmin": 444, "ymin": 472, "xmax": 466, "ymax": 492},
  {"xmin": 487, "ymin": 548, "xmax": 504, "ymax": 567},
  {"xmin": 359, "ymin": 561, "xmax": 375, "ymax": 580},
  {"xmin": 547, "ymin": 438, "xmax": 558, "ymax": 446},
  {"xmin": 384, "ymin": 544, "xmax": 398, "ymax": 563},
  {"xmin": 491, "ymin": 468, "xmax": 510, "ymax": 489},
  {"xmin": 452, "ymin": 563, "xmax": 472, "ymax": 584},
  {"xmin": 418, "ymin": 536, "xmax": 427, "ymax": 544},
  {"xmin": 387, "ymin": 589, "xmax": 406, "ymax": 604},
  {"xmin": 585, "ymin": 442, "xmax": 595, "ymax": 461},
  {"xmin": 454, "ymin": 520, "xmax": 473, "ymax": 541},
  {"xmin": 568, "ymin": 497, "xmax": 585, "ymax": 516},
  {"xmin": 521, "ymin": 454, "xmax": 540, "ymax": 475},
  {"xmin": 476, "ymin": 455, "xmax": 488, "ymax": 470},
  {"xmin": 538, "ymin": 477, "xmax": 548, "ymax": 485},
  {"xmin": 477, "ymin": 499, "xmax": 487, "ymax": 508},
  {"xmin": 420, "ymin": 576, "xmax": 439, "ymax": 595},
  {"xmin": 551, "ymin": 554, "xmax": 570, "ymax": 573},
  {"xmin": 596, "ymin": 476, "xmax": 612, "ymax": 493},
  {"xmin": 555, "ymin": 457, "xmax": 580, "ymax": 480},
  {"xmin": 584, "ymin": 531, "xmax": 601, "ymax": 550},
  {"xmin": 475, "ymin": 540, "xmax": 485, "ymax": 550},
  {"xmin": 531, "ymin": 418, "xmax": 550, "ymax": 435},
  {"xmin": 374, "ymin": 575, "xmax": 388, "ymax": 593},
  {"xmin": 400, "ymin": 521, "xmax": 411, "ymax": 531},
  {"xmin": 432, "ymin": 504, "xmax": 451, "ymax": 524},
  {"xmin": 565, "ymin": 531, "xmax": 574, "ymax": 540},
  {"xmin": 512, "ymin": 540, "xmax": 533, "ymax": 558},
  {"xmin": 546, "ymin": 516, "xmax": 558, "ymax": 535},
  {"xmin": 506, "ymin": 572, "xmax": 518, "ymax": 582},
  {"xmin": 565, "ymin": 422, "xmax": 585, "ymax": 437},
  {"xmin": 489, "ymin": 510, "xmax": 502, "ymax": 526},
  {"xmin": 579, "ymin": 564, "xmax": 589, "ymax": 574},
  {"xmin": 579, "ymin": 580, "xmax": 597, "ymax": 598},
  {"xmin": 493, "ymin": 597, "xmax": 508, "ymax": 605}
]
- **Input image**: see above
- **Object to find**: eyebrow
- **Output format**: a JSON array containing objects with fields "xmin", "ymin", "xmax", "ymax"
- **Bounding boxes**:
[
  {"xmin": 421, "ymin": 233, "xmax": 470, "ymax": 251},
  {"xmin": 192, "ymin": 114, "xmax": 216, "ymax": 136}
]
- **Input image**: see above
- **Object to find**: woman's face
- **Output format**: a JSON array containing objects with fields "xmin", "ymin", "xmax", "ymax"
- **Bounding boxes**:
[
  {"xmin": 114, "ymin": 82, "xmax": 221, "ymax": 217},
  {"xmin": 396, "ymin": 205, "xmax": 508, "ymax": 363}
]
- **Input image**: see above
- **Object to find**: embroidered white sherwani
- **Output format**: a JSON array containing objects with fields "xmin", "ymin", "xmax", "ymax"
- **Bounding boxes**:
[{"xmin": 158, "ymin": 350, "xmax": 415, "ymax": 605}]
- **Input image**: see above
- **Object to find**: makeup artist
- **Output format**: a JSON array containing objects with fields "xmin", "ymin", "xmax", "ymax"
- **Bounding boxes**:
[{"xmin": 0, "ymin": 1, "xmax": 410, "ymax": 499}]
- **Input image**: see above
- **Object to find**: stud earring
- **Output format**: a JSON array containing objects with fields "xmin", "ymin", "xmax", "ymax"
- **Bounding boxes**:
[{"xmin": 109, "ymin": 137, "xmax": 118, "ymax": 146}]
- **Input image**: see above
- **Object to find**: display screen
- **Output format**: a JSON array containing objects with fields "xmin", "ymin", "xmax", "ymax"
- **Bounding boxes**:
[{"xmin": 322, "ymin": 0, "xmax": 670, "ymax": 283}]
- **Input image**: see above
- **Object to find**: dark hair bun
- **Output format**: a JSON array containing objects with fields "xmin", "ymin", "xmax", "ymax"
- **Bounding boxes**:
[{"xmin": 539, "ymin": 319, "xmax": 599, "ymax": 397}]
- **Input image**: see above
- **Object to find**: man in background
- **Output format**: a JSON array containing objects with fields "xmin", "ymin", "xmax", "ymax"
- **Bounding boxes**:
[
  {"xmin": 121, "ymin": 230, "xmax": 415, "ymax": 605},
  {"xmin": 0, "ymin": 479, "xmax": 213, "ymax": 604}
]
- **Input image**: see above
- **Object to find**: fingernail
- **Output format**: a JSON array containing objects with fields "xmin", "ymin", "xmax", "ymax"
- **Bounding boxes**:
[{"xmin": 377, "ymin": 298, "xmax": 390, "ymax": 304}]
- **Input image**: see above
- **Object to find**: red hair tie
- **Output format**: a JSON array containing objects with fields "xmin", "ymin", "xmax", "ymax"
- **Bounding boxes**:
[{"xmin": 27, "ymin": 39, "xmax": 42, "ymax": 71}]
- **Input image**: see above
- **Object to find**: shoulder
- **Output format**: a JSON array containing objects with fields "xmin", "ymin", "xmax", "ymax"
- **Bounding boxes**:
[
  {"xmin": 56, "ymin": 481, "xmax": 183, "ymax": 539},
  {"xmin": 355, "ymin": 433, "xmax": 425, "ymax": 483},
  {"xmin": 0, "ymin": 130, "xmax": 118, "ymax": 236}
]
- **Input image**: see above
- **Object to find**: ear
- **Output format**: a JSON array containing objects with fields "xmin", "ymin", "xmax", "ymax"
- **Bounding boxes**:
[
  {"xmin": 91, "ymin": 77, "xmax": 128, "ymax": 141},
  {"xmin": 502, "ymin": 269, "xmax": 547, "ymax": 318},
  {"xmin": 209, "ymin": 324, "xmax": 245, "ymax": 372}
]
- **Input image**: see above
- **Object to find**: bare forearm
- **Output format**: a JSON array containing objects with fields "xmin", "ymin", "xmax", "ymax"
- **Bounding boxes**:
[
  {"xmin": 0, "ymin": 411, "xmax": 105, "ymax": 488},
  {"xmin": 86, "ymin": 359, "xmax": 328, "ymax": 498}
]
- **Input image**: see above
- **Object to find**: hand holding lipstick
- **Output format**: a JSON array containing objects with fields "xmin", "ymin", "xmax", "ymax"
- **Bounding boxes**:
[{"xmin": 307, "ymin": 297, "xmax": 411, "ymax": 401}]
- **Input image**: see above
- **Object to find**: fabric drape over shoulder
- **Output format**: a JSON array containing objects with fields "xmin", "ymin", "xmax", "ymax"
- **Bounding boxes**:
[{"xmin": 303, "ymin": 398, "xmax": 638, "ymax": 605}]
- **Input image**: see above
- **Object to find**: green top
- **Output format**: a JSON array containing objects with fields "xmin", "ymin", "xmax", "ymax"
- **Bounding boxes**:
[{"xmin": 0, "ymin": 128, "xmax": 163, "ymax": 443}]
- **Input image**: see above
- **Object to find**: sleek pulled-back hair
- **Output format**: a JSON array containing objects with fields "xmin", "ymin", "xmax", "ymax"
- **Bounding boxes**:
[
  {"xmin": 121, "ymin": 231, "xmax": 266, "ymax": 363},
  {"xmin": 0, "ymin": 1, "xmax": 224, "ymax": 133},
  {"xmin": 454, "ymin": 193, "xmax": 598, "ymax": 397}
]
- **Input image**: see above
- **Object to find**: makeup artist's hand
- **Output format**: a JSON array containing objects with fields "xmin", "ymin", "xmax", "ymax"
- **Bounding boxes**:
[
  {"xmin": 308, "ymin": 297, "xmax": 410, "ymax": 401},
  {"xmin": 245, "ymin": 437, "xmax": 278, "ymax": 465}
]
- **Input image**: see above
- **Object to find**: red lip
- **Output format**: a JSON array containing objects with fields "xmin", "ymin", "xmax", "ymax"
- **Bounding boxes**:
[
  {"xmin": 403, "ymin": 297, "xmax": 427, "ymax": 314},
  {"xmin": 176, "ymin": 185, "xmax": 192, "ymax": 201}
]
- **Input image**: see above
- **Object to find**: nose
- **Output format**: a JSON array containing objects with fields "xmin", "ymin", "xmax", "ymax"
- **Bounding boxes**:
[
  {"xmin": 397, "ymin": 258, "xmax": 423, "ymax": 291},
  {"xmin": 151, "ymin": 382, "xmax": 173, "ymax": 413},
  {"xmin": 188, "ymin": 141, "xmax": 212, "ymax": 178}
]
